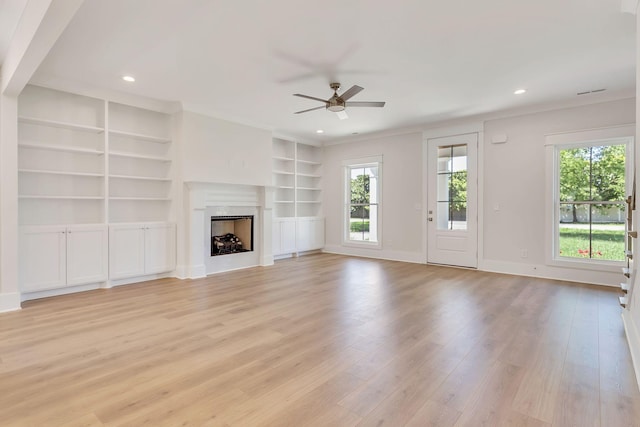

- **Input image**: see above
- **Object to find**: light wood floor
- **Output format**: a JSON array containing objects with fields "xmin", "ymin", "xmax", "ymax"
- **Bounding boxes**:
[{"xmin": 1, "ymin": 253, "xmax": 639, "ymax": 426}]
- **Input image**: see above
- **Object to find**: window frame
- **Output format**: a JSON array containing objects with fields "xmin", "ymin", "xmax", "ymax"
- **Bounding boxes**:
[
  {"xmin": 545, "ymin": 126, "xmax": 633, "ymax": 272},
  {"xmin": 342, "ymin": 156, "xmax": 383, "ymax": 248}
]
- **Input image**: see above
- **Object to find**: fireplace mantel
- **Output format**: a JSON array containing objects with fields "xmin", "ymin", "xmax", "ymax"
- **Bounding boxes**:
[{"xmin": 179, "ymin": 182, "xmax": 274, "ymax": 278}]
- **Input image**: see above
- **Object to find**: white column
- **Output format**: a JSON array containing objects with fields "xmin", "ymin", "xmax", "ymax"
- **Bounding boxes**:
[{"xmin": 0, "ymin": 92, "xmax": 20, "ymax": 312}]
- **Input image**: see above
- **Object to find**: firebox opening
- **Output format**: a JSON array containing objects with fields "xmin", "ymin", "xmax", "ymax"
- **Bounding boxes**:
[{"xmin": 211, "ymin": 215, "xmax": 254, "ymax": 256}]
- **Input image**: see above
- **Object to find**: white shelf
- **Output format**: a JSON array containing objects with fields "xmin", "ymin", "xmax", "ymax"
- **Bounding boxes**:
[
  {"xmin": 297, "ymin": 201, "xmax": 321, "ymax": 204},
  {"xmin": 297, "ymin": 159, "xmax": 321, "ymax": 165},
  {"xmin": 19, "ymin": 142, "xmax": 104, "ymax": 155},
  {"xmin": 109, "ymin": 151, "xmax": 171, "ymax": 162},
  {"xmin": 109, "ymin": 197, "xmax": 171, "ymax": 201},
  {"xmin": 274, "ymin": 170, "xmax": 295, "ymax": 175},
  {"xmin": 109, "ymin": 129, "xmax": 170, "ymax": 144},
  {"xmin": 297, "ymin": 187, "xmax": 322, "ymax": 191},
  {"xmin": 19, "ymin": 169, "xmax": 103, "ymax": 177},
  {"xmin": 19, "ymin": 195, "xmax": 103, "ymax": 200},
  {"xmin": 278, "ymin": 186, "xmax": 295, "ymax": 190},
  {"xmin": 297, "ymin": 172, "xmax": 321, "ymax": 178},
  {"xmin": 109, "ymin": 174, "xmax": 171, "ymax": 182},
  {"xmin": 274, "ymin": 200, "xmax": 294, "ymax": 204},
  {"xmin": 19, "ymin": 116, "xmax": 104, "ymax": 133},
  {"xmin": 273, "ymin": 156, "xmax": 295, "ymax": 162}
]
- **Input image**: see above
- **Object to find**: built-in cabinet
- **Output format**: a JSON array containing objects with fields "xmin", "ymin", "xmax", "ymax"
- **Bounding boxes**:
[
  {"xmin": 272, "ymin": 138, "xmax": 324, "ymax": 256},
  {"xmin": 18, "ymin": 85, "xmax": 175, "ymax": 297},
  {"xmin": 19, "ymin": 224, "xmax": 108, "ymax": 292},
  {"xmin": 109, "ymin": 222, "xmax": 176, "ymax": 280}
]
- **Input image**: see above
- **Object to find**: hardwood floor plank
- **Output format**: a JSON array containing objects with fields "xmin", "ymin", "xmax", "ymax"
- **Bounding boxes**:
[{"xmin": 0, "ymin": 254, "xmax": 637, "ymax": 426}]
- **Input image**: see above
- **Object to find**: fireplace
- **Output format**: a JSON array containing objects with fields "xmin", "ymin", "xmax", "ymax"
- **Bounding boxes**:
[{"xmin": 211, "ymin": 215, "xmax": 254, "ymax": 256}]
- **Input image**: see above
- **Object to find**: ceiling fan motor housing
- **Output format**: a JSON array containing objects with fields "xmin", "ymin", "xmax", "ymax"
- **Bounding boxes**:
[{"xmin": 327, "ymin": 96, "xmax": 345, "ymax": 112}]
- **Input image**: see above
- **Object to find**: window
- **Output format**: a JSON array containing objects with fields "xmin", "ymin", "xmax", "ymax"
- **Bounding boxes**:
[
  {"xmin": 554, "ymin": 139, "xmax": 630, "ymax": 263},
  {"xmin": 344, "ymin": 156, "xmax": 382, "ymax": 246},
  {"xmin": 437, "ymin": 144, "xmax": 468, "ymax": 230}
]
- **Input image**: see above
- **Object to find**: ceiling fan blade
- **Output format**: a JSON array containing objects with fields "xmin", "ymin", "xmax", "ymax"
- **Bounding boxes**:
[
  {"xmin": 294, "ymin": 105, "xmax": 326, "ymax": 114},
  {"xmin": 293, "ymin": 94, "xmax": 328, "ymax": 103},
  {"xmin": 345, "ymin": 101, "xmax": 386, "ymax": 108},
  {"xmin": 340, "ymin": 85, "xmax": 364, "ymax": 101},
  {"xmin": 336, "ymin": 110, "xmax": 349, "ymax": 120}
]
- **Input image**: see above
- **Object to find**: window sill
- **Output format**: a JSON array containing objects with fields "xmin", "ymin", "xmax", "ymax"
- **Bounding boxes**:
[
  {"xmin": 547, "ymin": 257, "xmax": 623, "ymax": 273},
  {"xmin": 342, "ymin": 240, "xmax": 382, "ymax": 250}
]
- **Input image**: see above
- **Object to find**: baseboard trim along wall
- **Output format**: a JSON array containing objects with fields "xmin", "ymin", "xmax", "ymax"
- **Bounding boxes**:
[
  {"xmin": 322, "ymin": 245, "xmax": 425, "ymax": 264},
  {"xmin": 0, "ymin": 292, "xmax": 21, "ymax": 313}
]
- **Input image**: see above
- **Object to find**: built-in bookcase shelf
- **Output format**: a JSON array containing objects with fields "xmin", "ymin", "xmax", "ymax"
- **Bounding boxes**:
[
  {"xmin": 272, "ymin": 138, "xmax": 322, "ymax": 218},
  {"xmin": 18, "ymin": 85, "xmax": 173, "ymax": 226}
]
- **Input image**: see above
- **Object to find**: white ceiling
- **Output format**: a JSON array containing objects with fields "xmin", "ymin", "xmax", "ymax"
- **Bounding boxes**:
[{"xmin": 20, "ymin": 0, "xmax": 638, "ymax": 142}]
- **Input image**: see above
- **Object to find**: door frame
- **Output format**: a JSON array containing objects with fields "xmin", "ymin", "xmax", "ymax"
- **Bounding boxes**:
[{"xmin": 422, "ymin": 122, "xmax": 485, "ymax": 267}]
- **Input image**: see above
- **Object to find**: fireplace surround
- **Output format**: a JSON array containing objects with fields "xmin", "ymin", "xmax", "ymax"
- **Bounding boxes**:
[{"xmin": 180, "ymin": 182, "xmax": 274, "ymax": 278}]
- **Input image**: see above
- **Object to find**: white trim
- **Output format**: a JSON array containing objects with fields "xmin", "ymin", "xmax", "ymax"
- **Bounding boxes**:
[
  {"xmin": 0, "ymin": 292, "xmax": 21, "ymax": 312},
  {"xmin": 622, "ymin": 310, "xmax": 640, "ymax": 392},
  {"xmin": 342, "ymin": 156, "xmax": 383, "ymax": 249},
  {"xmin": 323, "ymin": 245, "xmax": 425, "ymax": 264},
  {"xmin": 480, "ymin": 259, "xmax": 619, "ymax": 287},
  {"xmin": 545, "ymin": 129, "xmax": 634, "ymax": 269},
  {"xmin": 544, "ymin": 124, "xmax": 635, "ymax": 146}
]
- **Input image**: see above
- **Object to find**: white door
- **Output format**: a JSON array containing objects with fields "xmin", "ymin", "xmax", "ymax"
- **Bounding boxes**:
[
  {"xmin": 66, "ymin": 224, "xmax": 108, "ymax": 286},
  {"xmin": 109, "ymin": 224, "xmax": 146, "ymax": 279},
  {"xmin": 144, "ymin": 223, "xmax": 176, "ymax": 274},
  {"xmin": 19, "ymin": 225, "xmax": 67, "ymax": 292},
  {"xmin": 426, "ymin": 133, "xmax": 478, "ymax": 268}
]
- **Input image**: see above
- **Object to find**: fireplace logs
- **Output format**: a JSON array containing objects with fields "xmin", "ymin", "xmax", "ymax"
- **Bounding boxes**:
[{"xmin": 212, "ymin": 233, "xmax": 246, "ymax": 255}]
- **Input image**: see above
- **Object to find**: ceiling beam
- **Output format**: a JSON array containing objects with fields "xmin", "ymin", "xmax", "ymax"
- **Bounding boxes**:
[{"xmin": 1, "ymin": 0, "xmax": 84, "ymax": 96}]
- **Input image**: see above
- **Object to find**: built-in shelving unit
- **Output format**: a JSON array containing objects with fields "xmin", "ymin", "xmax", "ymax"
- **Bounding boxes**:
[
  {"xmin": 18, "ymin": 85, "xmax": 175, "ymax": 298},
  {"xmin": 18, "ymin": 85, "xmax": 106, "ymax": 226},
  {"xmin": 272, "ymin": 139, "xmax": 324, "ymax": 257},
  {"xmin": 108, "ymin": 102, "xmax": 172, "ymax": 223}
]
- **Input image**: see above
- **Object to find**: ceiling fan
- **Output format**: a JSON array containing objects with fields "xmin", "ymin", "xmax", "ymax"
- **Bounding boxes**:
[{"xmin": 293, "ymin": 83, "xmax": 385, "ymax": 120}]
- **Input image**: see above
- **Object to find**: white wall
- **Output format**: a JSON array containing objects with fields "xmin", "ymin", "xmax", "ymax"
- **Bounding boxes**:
[
  {"xmin": 178, "ymin": 110, "xmax": 272, "ymax": 186},
  {"xmin": 322, "ymin": 132, "xmax": 424, "ymax": 262},
  {"xmin": 482, "ymin": 98, "xmax": 635, "ymax": 285}
]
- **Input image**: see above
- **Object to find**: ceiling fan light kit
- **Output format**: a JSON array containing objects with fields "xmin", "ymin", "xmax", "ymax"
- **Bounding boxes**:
[{"xmin": 294, "ymin": 83, "xmax": 385, "ymax": 118}]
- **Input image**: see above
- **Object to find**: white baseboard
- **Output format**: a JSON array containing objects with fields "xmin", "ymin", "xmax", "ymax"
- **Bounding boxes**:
[
  {"xmin": 322, "ymin": 245, "xmax": 425, "ymax": 264},
  {"xmin": 261, "ymin": 255, "xmax": 274, "ymax": 267},
  {"xmin": 0, "ymin": 292, "xmax": 21, "ymax": 312},
  {"xmin": 480, "ymin": 259, "xmax": 619, "ymax": 287},
  {"xmin": 109, "ymin": 272, "xmax": 172, "ymax": 287},
  {"xmin": 622, "ymin": 309, "xmax": 640, "ymax": 392},
  {"xmin": 21, "ymin": 283, "xmax": 101, "ymax": 302},
  {"xmin": 176, "ymin": 264, "xmax": 206, "ymax": 279}
]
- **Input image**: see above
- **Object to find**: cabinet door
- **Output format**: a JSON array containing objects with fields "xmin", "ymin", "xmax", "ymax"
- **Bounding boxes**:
[
  {"xmin": 273, "ymin": 219, "xmax": 296, "ymax": 256},
  {"xmin": 296, "ymin": 218, "xmax": 324, "ymax": 252},
  {"xmin": 144, "ymin": 223, "xmax": 176, "ymax": 274},
  {"xmin": 19, "ymin": 226, "xmax": 67, "ymax": 292},
  {"xmin": 66, "ymin": 225, "xmax": 108, "ymax": 286},
  {"xmin": 109, "ymin": 224, "xmax": 146, "ymax": 279}
]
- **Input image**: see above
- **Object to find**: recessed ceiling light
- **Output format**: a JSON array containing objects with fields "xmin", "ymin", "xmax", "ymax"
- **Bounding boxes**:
[
  {"xmin": 316, "ymin": 129, "xmax": 324, "ymax": 134},
  {"xmin": 514, "ymin": 89, "xmax": 527, "ymax": 95},
  {"xmin": 122, "ymin": 75, "xmax": 136, "ymax": 82}
]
